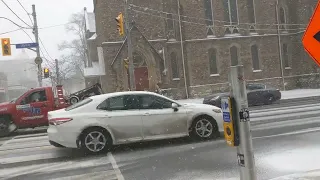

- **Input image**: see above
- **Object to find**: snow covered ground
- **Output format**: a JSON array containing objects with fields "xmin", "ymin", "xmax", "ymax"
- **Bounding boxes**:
[
  {"xmin": 269, "ymin": 170, "xmax": 320, "ymax": 180},
  {"xmin": 281, "ymin": 89, "xmax": 320, "ymax": 99},
  {"xmin": 176, "ymin": 88, "xmax": 320, "ymax": 104}
]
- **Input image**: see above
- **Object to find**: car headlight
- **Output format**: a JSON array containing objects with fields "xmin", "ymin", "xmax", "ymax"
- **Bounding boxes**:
[{"xmin": 212, "ymin": 109, "xmax": 222, "ymax": 113}]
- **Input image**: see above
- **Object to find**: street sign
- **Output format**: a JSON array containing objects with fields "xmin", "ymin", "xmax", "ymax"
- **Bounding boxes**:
[
  {"xmin": 15, "ymin": 43, "xmax": 38, "ymax": 49},
  {"xmin": 221, "ymin": 97, "xmax": 231, "ymax": 122},
  {"xmin": 302, "ymin": 1, "xmax": 320, "ymax": 66},
  {"xmin": 34, "ymin": 57, "xmax": 43, "ymax": 65},
  {"xmin": 221, "ymin": 96, "xmax": 239, "ymax": 147}
]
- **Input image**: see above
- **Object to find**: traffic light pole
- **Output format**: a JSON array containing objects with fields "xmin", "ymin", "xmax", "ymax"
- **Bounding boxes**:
[
  {"xmin": 230, "ymin": 65, "xmax": 257, "ymax": 180},
  {"xmin": 32, "ymin": 4, "xmax": 42, "ymax": 87},
  {"xmin": 124, "ymin": 0, "xmax": 135, "ymax": 90},
  {"xmin": 55, "ymin": 59, "xmax": 60, "ymax": 85}
]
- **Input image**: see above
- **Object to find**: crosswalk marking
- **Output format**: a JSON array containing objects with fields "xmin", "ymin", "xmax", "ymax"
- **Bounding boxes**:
[{"xmin": 0, "ymin": 133, "xmax": 121, "ymax": 180}]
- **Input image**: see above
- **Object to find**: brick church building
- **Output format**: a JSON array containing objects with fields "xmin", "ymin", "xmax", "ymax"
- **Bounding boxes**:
[{"xmin": 84, "ymin": 0, "xmax": 319, "ymax": 99}]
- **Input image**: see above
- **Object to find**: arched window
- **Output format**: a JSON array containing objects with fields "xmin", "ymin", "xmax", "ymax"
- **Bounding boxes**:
[
  {"xmin": 171, "ymin": 52, "xmax": 179, "ymax": 79},
  {"xmin": 230, "ymin": 46, "xmax": 239, "ymax": 66},
  {"xmin": 133, "ymin": 52, "xmax": 146, "ymax": 67},
  {"xmin": 247, "ymin": 0, "xmax": 256, "ymax": 23},
  {"xmin": 282, "ymin": 43, "xmax": 290, "ymax": 68},
  {"xmin": 167, "ymin": 13, "xmax": 174, "ymax": 30},
  {"xmin": 279, "ymin": 7, "xmax": 286, "ymax": 24},
  {"xmin": 251, "ymin": 45, "xmax": 260, "ymax": 70},
  {"xmin": 204, "ymin": 0, "xmax": 213, "ymax": 25},
  {"xmin": 223, "ymin": 0, "xmax": 239, "ymax": 25},
  {"xmin": 208, "ymin": 48, "xmax": 218, "ymax": 74}
]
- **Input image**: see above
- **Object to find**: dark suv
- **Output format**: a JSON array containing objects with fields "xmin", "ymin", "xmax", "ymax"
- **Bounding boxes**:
[{"xmin": 203, "ymin": 83, "xmax": 281, "ymax": 108}]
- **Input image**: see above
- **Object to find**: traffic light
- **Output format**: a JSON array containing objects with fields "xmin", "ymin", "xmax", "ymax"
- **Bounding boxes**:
[
  {"xmin": 124, "ymin": 58, "xmax": 129, "ymax": 69},
  {"xmin": 43, "ymin": 68, "xmax": 50, "ymax": 78},
  {"xmin": 1, "ymin": 38, "xmax": 11, "ymax": 56},
  {"xmin": 115, "ymin": 12, "xmax": 124, "ymax": 36}
]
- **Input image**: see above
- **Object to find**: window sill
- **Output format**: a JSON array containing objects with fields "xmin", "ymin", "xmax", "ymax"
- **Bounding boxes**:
[
  {"xmin": 172, "ymin": 78, "xmax": 180, "ymax": 81},
  {"xmin": 210, "ymin": 74, "xmax": 220, "ymax": 77},
  {"xmin": 285, "ymin": 67, "xmax": 292, "ymax": 70},
  {"xmin": 207, "ymin": 35, "xmax": 216, "ymax": 39},
  {"xmin": 253, "ymin": 70, "xmax": 262, "ymax": 73}
]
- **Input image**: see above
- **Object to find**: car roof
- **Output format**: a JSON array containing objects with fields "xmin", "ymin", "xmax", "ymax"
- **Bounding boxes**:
[{"xmin": 89, "ymin": 91, "xmax": 161, "ymax": 101}]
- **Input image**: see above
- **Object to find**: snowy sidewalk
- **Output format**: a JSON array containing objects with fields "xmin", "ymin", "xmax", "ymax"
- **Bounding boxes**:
[
  {"xmin": 281, "ymin": 89, "xmax": 320, "ymax": 99},
  {"xmin": 270, "ymin": 170, "xmax": 320, "ymax": 180},
  {"xmin": 176, "ymin": 88, "xmax": 320, "ymax": 104}
]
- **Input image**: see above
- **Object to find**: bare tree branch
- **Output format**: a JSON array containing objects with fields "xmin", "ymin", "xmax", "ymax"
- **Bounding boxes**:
[{"xmin": 57, "ymin": 11, "xmax": 87, "ymax": 84}]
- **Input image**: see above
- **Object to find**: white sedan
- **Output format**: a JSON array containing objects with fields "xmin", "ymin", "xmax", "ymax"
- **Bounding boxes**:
[{"xmin": 47, "ymin": 91, "xmax": 223, "ymax": 154}]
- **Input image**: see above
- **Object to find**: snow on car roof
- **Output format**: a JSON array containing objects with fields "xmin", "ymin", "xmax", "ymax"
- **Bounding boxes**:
[{"xmin": 89, "ymin": 91, "xmax": 161, "ymax": 100}]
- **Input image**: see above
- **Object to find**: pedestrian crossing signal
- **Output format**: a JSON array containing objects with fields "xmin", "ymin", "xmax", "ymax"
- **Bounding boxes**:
[
  {"xmin": 1, "ymin": 38, "xmax": 11, "ymax": 56},
  {"xmin": 43, "ymin": 68, "xmax": 50, "ymax": 78}
]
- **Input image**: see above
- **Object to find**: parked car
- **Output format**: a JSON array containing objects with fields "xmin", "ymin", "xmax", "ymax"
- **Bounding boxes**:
[
  {"xmin": 203, "ymin": 83, "xmax": 281, "ymax": 108},
  {"xmin": 48, "ymin": 91, "xmax": 223, "ymax": 154}
]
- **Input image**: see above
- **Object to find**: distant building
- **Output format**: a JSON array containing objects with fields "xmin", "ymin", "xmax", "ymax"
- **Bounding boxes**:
[
  {"xmin": 0, "ymin": 58, "xmax": 38, "ymax": 99},
  {"xmin": 0, "ymin": 72, "xmax": 8, "ymax": 102},
  {"xmin": 83, "ymin": 7, "xmax": 105, "ymax": 87},
  {"xmin": 86, "ymin": 0, "xmax": 319, "ymax": 99}
]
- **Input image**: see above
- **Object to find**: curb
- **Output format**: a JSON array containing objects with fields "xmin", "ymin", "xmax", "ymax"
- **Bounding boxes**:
[
  {"xmin": 251, "ymin": 111, "xmax": 320, "ymax": 126},
  {"xmin": 279, "ymin": 95, "xmax": 320, "ymax": 103}
]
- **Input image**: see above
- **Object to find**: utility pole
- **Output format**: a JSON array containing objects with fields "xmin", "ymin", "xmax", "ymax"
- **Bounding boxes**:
[
  {"xmin": 124, "ymin": 0, "xmax": 135, "ymax": 90},
  {"xmin": 275, "ymin": 0, "xmax": 286, "ymax": 91},
  {"xmin": 177, "ymin": 0, "xmax": 189, "ymax": 98},
  {"xmin": 55, "ymin": 59, "xmax": 60, "ymax": 85},
  {"xmin": 230, "ymin": 65, "xmax": 257, "ymax": 180},
  {"xmin": 32, "ymin": 4, "xmax": 42, "ymax": 87}
]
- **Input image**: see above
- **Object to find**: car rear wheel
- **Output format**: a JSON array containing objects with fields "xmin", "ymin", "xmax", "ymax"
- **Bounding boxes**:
[
  {"xmin": 190, "ymin": 116, "xmax": 219, "ymax": 140},
  {"xmin": 81, "ymin": 128, "xmax": 112, "ymax": 154}
]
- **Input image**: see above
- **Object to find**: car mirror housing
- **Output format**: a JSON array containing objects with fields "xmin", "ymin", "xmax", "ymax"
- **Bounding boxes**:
[{"xmin": 171, "ymin": 103, "xmax": 179, "ymax": 111}]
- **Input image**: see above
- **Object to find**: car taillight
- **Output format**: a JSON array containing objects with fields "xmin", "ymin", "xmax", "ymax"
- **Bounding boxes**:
[{"xmin": 49, "ymin": 118, "xmax": 73, "ymax": 126}]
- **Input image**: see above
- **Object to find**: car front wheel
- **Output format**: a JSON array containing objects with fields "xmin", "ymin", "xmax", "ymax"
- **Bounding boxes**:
[
  {"xmin": 81, "ymin": 128, "xmax": 112, "ymax": 154},
  {"xmin": 190, "ymin": 116, "xmax": 219, "ymax": 140}
]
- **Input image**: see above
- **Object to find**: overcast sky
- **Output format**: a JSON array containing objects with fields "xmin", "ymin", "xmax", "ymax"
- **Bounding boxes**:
[{"xmin": 0, "ymin": 0, "xmax": 93, "ymax": 66}]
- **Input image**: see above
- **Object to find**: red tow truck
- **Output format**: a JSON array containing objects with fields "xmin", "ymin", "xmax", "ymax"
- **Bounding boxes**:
[{"xmin": 0, "ymin": 85, "xmax": 68, "ymax": 137}]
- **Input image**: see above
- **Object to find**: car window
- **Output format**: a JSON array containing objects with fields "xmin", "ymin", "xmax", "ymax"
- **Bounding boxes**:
[
  {"xmin": 97, "ymin": 95, "xmax": 140, "ymax": 111},
  {"xmin": 65, "ymin": 98, "xmax": 93, "ymax": 111},
  {"xmin": 21, "ymin": 90, "xmax": 47, "ymax": 104},
  {"xmin": 138, "ymin": 94, "xmax": 172, "ymax": 109},
  {"xmin": 246, "ymin": 84, "xmax": 265, "ymax": 90}
]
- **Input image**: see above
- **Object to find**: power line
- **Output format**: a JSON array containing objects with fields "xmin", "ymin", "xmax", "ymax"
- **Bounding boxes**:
[
  {"xmin": 131, "ymin": 9, "xmax": 306, "ymax": 31},
  {"xmin": 1, "ymin": 0, "xmax": 32, "ymax": 28},
  {"xmin": 129, "ymin": 3, "xmax": 308, "ymax": 26},
  {"xmin": 39, "ymin": 37, "xmax": 54, "ymax": 60},
  {"xmin": 0, "ymin": 28, "xmax": 22, "ymax": 35},
  {"xmin": 0, "ymin": 16, "xmax": 31, "ymax": 29},
  {"xmin": 16, "ymin": 0, "xmax": 33, "ymax": 25},
  {"xmin": 38, "ymin": 22, "xmax": 73, "ymax": 30},
  {"xmin": 18, "ymin": 28, "xmax": 56, "ymax": 69}
]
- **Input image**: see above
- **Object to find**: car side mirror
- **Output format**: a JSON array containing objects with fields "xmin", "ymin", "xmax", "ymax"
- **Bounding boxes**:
[{"xmin": 171, "ymin": 103, "xmax": 179, "ymax": 112}]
